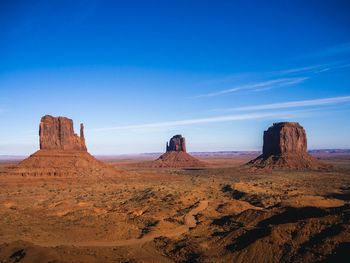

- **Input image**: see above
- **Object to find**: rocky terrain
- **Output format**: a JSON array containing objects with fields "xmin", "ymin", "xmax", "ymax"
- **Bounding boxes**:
[
  {"xmin": 247, "ymin": 122, "xmax": 329, "ymax": 170},
  {"xmin": 0, "ymin": 121, "xmax": 349, "ymax": 262},
  {"xmin": 0, "ymin": 153, "xmax": 349, "ymax": 262}
]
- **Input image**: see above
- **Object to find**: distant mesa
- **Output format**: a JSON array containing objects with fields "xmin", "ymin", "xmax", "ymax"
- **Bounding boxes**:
[
  {"xmin": 5, "ymin": 115, "xmax": 116, "ymax": 177},
  {"xmin": 166, "ymin": 134, "xmax": 186, "ymax": 152},
  {"xmin": 247, "ymin": 122, "xmax": 330, "ymax": 170},
  {"xmin": 150, "ymin": 135, "xmax": 207, "ymax": 168}
]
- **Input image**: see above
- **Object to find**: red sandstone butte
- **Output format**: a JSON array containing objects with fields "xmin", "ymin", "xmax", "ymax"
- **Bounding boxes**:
[
  {"xmin": 247, "ymin": 122, "xmax": 330, "ymax": 170},
  {"xmin": 39, "ymin": 115, "xmax": 87, "ymax": 151},
  {"xmin": 166, "ymin": 135, "xmax": 187, "ymax": 152},
  {"xmin": 150, "ymin": 135, "xmax": 206, "ymax": 168},
  {"xmin": 5, "ymin": 115, "xmax": 116, "ymax": 177}
]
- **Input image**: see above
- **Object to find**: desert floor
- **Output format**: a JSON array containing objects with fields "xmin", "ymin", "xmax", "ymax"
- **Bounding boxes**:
[{"xmin": 0, "ymin": 154, "xmax": 349, "ymax": 262}]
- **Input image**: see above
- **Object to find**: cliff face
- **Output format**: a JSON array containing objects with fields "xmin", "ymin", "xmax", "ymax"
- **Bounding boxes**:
[
  {"xmin": 262, "ymin": 122, "xmax": 307, "ymax": 157},
  {"xmin": 166, "ymin": 135, "xmax": 186, "ymax": 152},
  {"xmin": 39, "ymin": 115, "xmax": 87, "ymax": 151},
  {"xmin": 5, "ymin": 115, "xmax": 117, "ymax": 177},
  {"xmin": 248, "ymin": 122, "xmax": 329, "ymax": 170},
  {"xmin": 147, "ymin": 134, "xmax": 206, "ymax": 168}
]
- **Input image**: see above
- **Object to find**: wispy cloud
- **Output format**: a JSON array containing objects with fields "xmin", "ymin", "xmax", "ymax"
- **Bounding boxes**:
[
  {"xmin": 308, "ymin": 42, "xmax": 350, "ymax": 58},
  {"xmin": 275, "ymin": 64, "xmax": 332, "ymax": 75},
  {"xmin": 190, "ymin": 43, "xmax": 350, "ymax": 95},
  {"xmin": 192, "ymin": 74, "xmax": 248, "ymax": 87},
  {"xmin": 194, "ymin": 77, "xmax": 307, "ymax": 98},
  {"xmin": 190, "ymin": 59, "xmax": 349, "ymax": 98},
  {"xmin": 210, "ymin": 95, "xmax": 350, "ymax": 112},
  {"xmin": 265, "ymin": 61, "xmax": 350, "ymax": 78},
  {"xmin": 336, "ymin": 63, "xmax": 350, "ymax": 70},
  {"xmin": 89, "ymin": 110, "xmax": 310, "ymax": 133}
]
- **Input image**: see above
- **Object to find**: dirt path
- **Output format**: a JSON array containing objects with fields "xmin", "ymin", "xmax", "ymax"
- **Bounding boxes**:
[
  {"xmin": 184, "ymin": 200, "xmax": 209, "ymax": 228},
  {"xmin": 36, "ymin": 200, "xmax": 209, "ymax": 248}
]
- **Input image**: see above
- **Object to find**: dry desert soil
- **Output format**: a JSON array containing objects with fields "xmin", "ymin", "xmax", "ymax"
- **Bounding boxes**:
[{"xmin": 0, "ymin": 153, "xmax": 349, "ymax": 262}]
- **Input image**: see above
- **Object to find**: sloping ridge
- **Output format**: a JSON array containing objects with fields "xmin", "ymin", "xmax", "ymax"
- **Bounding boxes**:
[
  {"xmin": 247, "ymin": 122, "xmax": 331, "ymax": 170},
  {"xmin": 150, "ymin": 151, "xmax": 207, "ymax": 168},
  {"xmin": 247, "ymin": 153, "xmax": 330, "ymax": 170},
  {"xmin": 5, "ymin": 150, "xmax": 117, "ymax": 177}
]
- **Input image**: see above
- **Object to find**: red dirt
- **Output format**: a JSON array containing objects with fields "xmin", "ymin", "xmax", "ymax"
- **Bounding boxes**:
[
  {"xmin": 148, "ymin": 151, "xmax": 207, "ymax": 168},
  {"xmin": 4, "ymin": 150, "xmax": 117, "ymax": 177}
]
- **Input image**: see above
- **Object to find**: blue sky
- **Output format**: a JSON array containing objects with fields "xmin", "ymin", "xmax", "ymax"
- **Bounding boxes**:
[{"xmin": 1, "ymin": 0, "xmax": 350, "ymax": 155}]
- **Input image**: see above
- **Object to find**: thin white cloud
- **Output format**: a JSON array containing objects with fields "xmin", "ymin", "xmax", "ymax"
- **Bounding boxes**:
[
  {"xmin": 191, "ymin": 62, "xmax": 340, "ymax": 90},
  {"xmin": 309, "ymin": 42, "xmax": 350, "ymax": 58},
  {"xmin": 194, "ymin": 77, "xmax": 307, "ymax": 98},
  {"xmin": 336, "ymin": 63, "xmax": 350, "ymax": 70},
  {"xmin": 89, "ymin": 110, "xmax": 308, "ymax": 133},
  {"xmin": 314, "ymin": 68, "xmax": 331, "ymax": 73},
  {"xmin": 192, "ymin": 74, "xmax": 249, "ymax": 87},
  {"xmin": 276, "ymin": 64, "xmax": 329, "ymax": 75},
  {"xmin": 210, "ymin": 95, "xmax": 350, "ymax": 112}
]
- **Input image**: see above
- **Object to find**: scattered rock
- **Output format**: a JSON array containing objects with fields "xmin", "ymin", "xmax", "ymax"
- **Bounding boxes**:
[{"xmin": 10, "ymin": 248, "xmax": 26, "ymax": 262}]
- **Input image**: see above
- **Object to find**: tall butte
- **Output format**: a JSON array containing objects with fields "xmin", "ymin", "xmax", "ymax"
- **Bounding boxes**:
[
  {"xmin": 7, "ymin": 115, "xmax": 116, "ymax": 176},
  {"xmin": 39, "ymin": 115, "xmax": 87, "ymax": 151},
  {"xmin": 151, "ymin": 135, "xmax": 206, "ymax": 168},
  {"xmin": 247, "ymin": 122, "xmax": 329, "ymax": 170}
]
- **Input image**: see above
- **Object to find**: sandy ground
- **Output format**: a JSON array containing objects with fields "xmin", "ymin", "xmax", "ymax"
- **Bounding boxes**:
[{"xmin": 0, "ymin": 154, "xmax": 349, "ymax": 262}]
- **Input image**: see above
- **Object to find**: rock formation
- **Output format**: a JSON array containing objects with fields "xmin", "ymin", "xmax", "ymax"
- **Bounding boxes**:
[
  {"xmin": 39, "ymin": 115, "xmax": 87, "ymax": 151},
  {"xmin": 166, "ymin": 135, "xmax": 186, "ymax": 152},
  {"xmin": 150, "ymin": 135, "xmax": 206, "ymax": 168},
  {"xmin": 262, "ymin": 122, "xmax": 307, "ymax": 157},
  {"xmin": 6, "ymin": 115, "xmax": 116, "ymax": 177},
  {"xmin": 247, "ymin": 122, "xmax": 329, "ymax": 170}
]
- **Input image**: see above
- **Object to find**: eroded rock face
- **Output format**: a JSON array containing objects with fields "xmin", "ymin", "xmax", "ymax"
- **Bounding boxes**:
[
  {"xmin": 166, "ymin": 135, "xmax": 186, "ymax": 152},
  {"xmin": 39, "ymin": 115, "xmax": 87, "ymax": 151},
  {"xmin": 262, "ymin": 122, "xmax": 307, "ymax": 157},
  {"xmin": 146, "ymin": 134, "xmax": 206, "ymax": 168},
  {"xmin": 247, "ymin": 122, "xmax": 329, "ymax": 170},
  {"xmin": 3, "ymin": 115, "xmax": 119, "ymax": 177}
]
